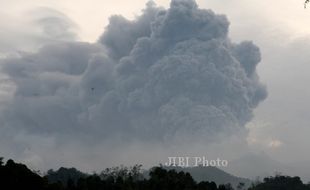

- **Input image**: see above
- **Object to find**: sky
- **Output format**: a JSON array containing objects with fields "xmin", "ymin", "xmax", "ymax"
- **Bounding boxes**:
[{"xmin": 1, "ymin": 0, "xmax": 310, "ymax": 181}]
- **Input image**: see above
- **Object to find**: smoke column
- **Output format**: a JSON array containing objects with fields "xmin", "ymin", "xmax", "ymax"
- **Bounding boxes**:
[{"xmin": 0, "ymin": 0, "xmax": 267, "ymax": 169}]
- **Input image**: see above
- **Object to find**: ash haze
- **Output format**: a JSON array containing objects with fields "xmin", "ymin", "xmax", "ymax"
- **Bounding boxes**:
[{"xmin": 0, "ymin": 0, "xmax": 310, "ymax": 182}]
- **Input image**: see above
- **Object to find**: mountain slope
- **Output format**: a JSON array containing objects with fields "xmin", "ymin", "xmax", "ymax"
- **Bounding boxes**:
[{"xmin": 160, "ymin": 166, "xmax": 252, "ymax": 188}]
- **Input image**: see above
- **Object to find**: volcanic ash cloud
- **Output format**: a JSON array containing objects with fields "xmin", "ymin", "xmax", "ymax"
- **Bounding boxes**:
[{"xmin": 0, "ymin": 0, "xmax": 267, "ymax": 144}]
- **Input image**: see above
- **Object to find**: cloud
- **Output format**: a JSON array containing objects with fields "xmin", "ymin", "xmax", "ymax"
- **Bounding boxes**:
[
  {"xmin": 99, "ymin": 1, "xmax": 160, "ymax": 60},
  {"xmin": 0, "ymin": 0, "xmax": 266, "ymax": 169},
  {"xmin": 28, "ymin": 7, "xmax": 78, "ymax": 42},
  {"xmin": 0, "ymin": 7, "xmax": 78, "ymax": 57},
  {"xmin": 246, "ymin": 122, "xmax": 284, "ymax": 149},
  {"xmin": 268, "ymin": 140, "xmax": 283, "ymax": 149}
]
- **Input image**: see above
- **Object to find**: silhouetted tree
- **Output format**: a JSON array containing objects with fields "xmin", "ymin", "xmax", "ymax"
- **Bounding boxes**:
[
  {"xmin": 237, "ymin": 182, "xmax": 245, "ymax": 190},
  {"xmin": 219, "ymin": 183, "xmax": 234, "ymax": 190},
  {"xmin": 0, "ymin": 159, "xmax": 48, "ymax": 190},
  {"xmin": 249, "ymin": 175, "xmax": 310, "ymax": 190},
  {"xmin": 148, "ymin": 167, "xmax": 197, "ymax": 190},
  {"xmin": 4, "ymin": 158, "xmax": 310, "ymax": 190},
  {"xmin": 46, "ymin": 167, "xmax": 87, "ymax": 187},
  {"xmin": 100, "ymin": 164, "xmax": 143, "ymax": 182},
  {"xmin": 197, "ymin": 181, "xmax": 217, "ymax": 190}
]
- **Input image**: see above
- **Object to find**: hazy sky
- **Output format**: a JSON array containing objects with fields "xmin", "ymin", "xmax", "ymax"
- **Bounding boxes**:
[{"xmin": 1, "ymin": 0, "xmax": 310, "ymax": 181}]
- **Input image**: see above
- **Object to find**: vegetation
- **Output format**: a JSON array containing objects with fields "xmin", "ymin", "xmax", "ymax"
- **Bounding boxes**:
[
  {"xmin": 248, "ymin": 175, "xmax": 310, "ymax": 190},
  {"xmin": 0, "ymin": 159, "xmax": 48, "ymax": 190},
  {"xmin": 0, "ymin": 157, "xmax": 310, "ymax": 190},
  {"xmin": 46, "ymin": 167, "xmax": 88, "ymax": 187},
  {"xmin": 163, "ymin": 166, "xmax": 251, "ymax": 188}
]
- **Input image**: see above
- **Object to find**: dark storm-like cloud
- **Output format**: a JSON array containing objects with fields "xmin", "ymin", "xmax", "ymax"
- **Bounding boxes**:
[{"xmin": 0, "ymin": 0, "xmax": 267, "ymax": 145}]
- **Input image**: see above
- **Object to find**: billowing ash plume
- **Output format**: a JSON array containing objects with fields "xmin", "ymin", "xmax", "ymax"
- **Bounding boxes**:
[{"xmin": 0, "ymin": 0, "xmax": 267, "ymax": 144}]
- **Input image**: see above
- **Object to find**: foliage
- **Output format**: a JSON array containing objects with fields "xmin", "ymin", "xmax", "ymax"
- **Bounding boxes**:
[
  {"xmin": 248, "ymin": 175, "xmax": 310, "ymax": 190},
  {"xmin": 100, "ymin": 164, "xmax": 143, "ymax": 181},
  {"xmin": 0, "ymin": 159, "xmax": 47, "ymax": 190},
  {"xmin": 46, "ymin": 167, "xmax": 88, "ymax": 187},
  {"xmin": 1, "ymin": 158, "xmax": 310, "ymax": 190}
]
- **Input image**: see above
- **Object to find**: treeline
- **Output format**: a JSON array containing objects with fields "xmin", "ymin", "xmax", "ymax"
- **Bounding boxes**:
[{"xmin": 1, "ymin": 157, "xmax": 310, "ymax": 190}]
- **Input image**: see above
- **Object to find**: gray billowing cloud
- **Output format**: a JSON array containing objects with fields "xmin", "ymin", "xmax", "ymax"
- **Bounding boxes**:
[
  {"xmin": 99, "ymin": 1, "xmax": 160, "ymax": 60},
  {"xmin": 0, "ymin": 0, "xmax": 266, "ymax": 169}
]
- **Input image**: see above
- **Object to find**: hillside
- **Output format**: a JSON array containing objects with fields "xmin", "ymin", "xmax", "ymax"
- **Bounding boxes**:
[{"xmin": 163, "ymin": 166, "xmax": 252, "ymax": 188}]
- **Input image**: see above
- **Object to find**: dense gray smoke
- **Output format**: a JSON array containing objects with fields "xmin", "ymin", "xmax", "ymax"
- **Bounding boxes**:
[{"xmin": 0, "ymin": 0, "xmax": 266, "ymax": 158}]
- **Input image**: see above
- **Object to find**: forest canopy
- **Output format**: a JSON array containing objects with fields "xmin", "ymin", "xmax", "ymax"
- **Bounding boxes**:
[{"xmin": 0, "ymin": 158, "xmax": 310, "ymax": 190}]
